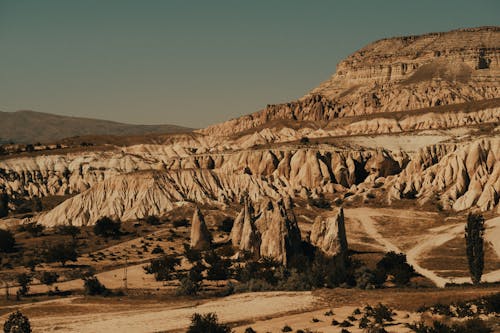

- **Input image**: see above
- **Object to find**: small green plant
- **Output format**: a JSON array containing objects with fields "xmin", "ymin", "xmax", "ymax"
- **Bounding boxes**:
[
  {"xmin": 83, "ymin": 275, "xmax": 109, "ymax": 296},
  {"xmin": 186, "ymin": 313, "xmax": 232, "ymax": 333},
  {"xmin": 3, "ymin": 311, "xmax": 31, "ymax": 333},
  {"xmin": 16, "ymin": 273, "xmax": 33, "ymax": 296}
]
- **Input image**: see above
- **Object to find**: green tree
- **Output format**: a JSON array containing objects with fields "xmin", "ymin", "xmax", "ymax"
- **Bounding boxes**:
[
  {"xmin": 0, "ymin": 193, "xmax": 9, "ymax": 218},
  {"xmin": 40, "ymin": 271, "xmax": 59, "ymax": 292},
  {"xmin": 43, "ymin": 242, "xmax": 78, "ymax": 266},
  {"xmin": 0, "ymin": 229, "xmax": 16, "ymax": 253},
  {"xmin": 187, "ymin": 313, "xmax": 232, "ymax": 333},
  {"xmin": 16, "ymin": 273, "xmax": 32, "ymax": 296},
  {"xmin": 93, "ymin": 217, "xmax": 121, "ymax": 238},
  {"xmin": 55, "ymin": 225, "xmax": 81, "ymax": 241},
  {"xmin": 205, "ymin": 251, "xmax": 231, "ymax": 282},
  {"xmin": 143, "ymin": 254, "xmax": 180, "ymax": 282},
  {"xmin": 3, "ymin": 311, "xmax": 32, "ymax": 333},
  {"xmin": 465, "ymin": 213, "xmax": 485, "ymax": 285},
  {"xmin": 21, "ymin": 222, "xmax": 45, "ymax": 237},
  {"xmin": 83, "ymin": 275, "xmax": 109, "ymax": 296}
]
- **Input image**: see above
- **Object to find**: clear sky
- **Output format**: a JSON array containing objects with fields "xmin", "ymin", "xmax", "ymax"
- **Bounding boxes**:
[{"xmin": 0, "ymin": 1, "xmax": 498, "ymax": 128}]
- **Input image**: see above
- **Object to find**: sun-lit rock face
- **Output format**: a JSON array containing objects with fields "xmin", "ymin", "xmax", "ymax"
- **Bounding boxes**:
[
  {"xmin": 259, "ymin": 198, "xmax": 302, "ymax": 266},
  {"xmin": 310, "ymin": 207, "xmax": 348, "ymax": 257},
  {"xmin": 199, "ymin": 27, "xmax": 500, "ymax": 137},
  {"xmin": 388, "ymin": 137, "xmax": 500, "ymax": 212},
  {"xmin": 190, "ymin": 207, "xmax": 212, "ymax": 251},
  {"xmin": 230, "ymin": 196, "xmax": 261, "ymax": 256}
]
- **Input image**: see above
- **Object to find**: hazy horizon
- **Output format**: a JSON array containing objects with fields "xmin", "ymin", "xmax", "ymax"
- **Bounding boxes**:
[{"xmin": 1, "ymin": 0, "xmax": 498, "ymax": 128}]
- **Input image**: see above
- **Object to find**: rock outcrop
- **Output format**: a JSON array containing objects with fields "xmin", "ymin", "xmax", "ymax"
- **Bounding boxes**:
[
  {"xmin": 388, "ymin": 137, "xmax": 500, "ymax": 212},
  {"xmin": 310, "ymin": 208, "xmax": 348, "ymax": 257},
  {"xmin": 231, "ymin": 196, "xmax": 260, "ymax": 255},
  {"xmin": 190, "ymin": 207, "xmax": 212, "ymax": 251},
  {"xmin": 259, "ymin": 199, "xmax": 302, "ymax": 265},
  {"xmin": 200, "ymin": 27, "xmax": 500, "ymax": 137}
]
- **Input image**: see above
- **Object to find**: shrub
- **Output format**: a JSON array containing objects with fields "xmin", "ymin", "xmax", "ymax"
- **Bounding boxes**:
[
  {"xmin": 43, "ymin": 241, "xmax": 78, "ymax": 266},
  {"xmin": 3, "ymin": 311, "xmax": 31, "ymax": 333},
  {"xmin": 205, "ymin": 251, "xmax": 232, "ymax": 282},
  {"xmin": 0, "ymin": 193, "xmax": 8, "ymax": 218},
  {"xmin": 183, "ymin": 243, "xmax": 202, "ymax": 263},
  {"xmin": 151, "ymin": 245, "xmax": 164, "ymax": 254},
  {"xmin": 0, "ymin": 229, "xmax": 16, "ymax": 253},
  {"xmin": 55, "ymin": 225, "xmax": 81, "ymax": 240},
  {"xmin": 83, "ymin": 276, "xmax": 109, "ymax": 296},
  {"xmin": 339, "ymin": 320, "xmax": 353, "ymax": 327},
  {"xmin": 143, "ymin": 254, "xmax": 180, "ymax": 282},
  {"xmin": 172, "ymin": 219, "xmax": 189, "ymax": 228},
  {"xmin": 16, "ymin": 273, "xmax": 32, "ymax": 296},
  {"xmin": 186, "ymin": 313, "xmax": 232, "ymax": 333},
  {"xmin": 19, "ymin": 222, "xmax": 45, "ymax": 237},
  {"xmin": 244, "ymin": 328, "xmax": 256, "ymax": 333},
  {"xmin": 177, "ymin": 274, "xmax": 202, "ymax": 296},
  {"xmin": 307, "ymin": 195, "xmax": 331, "ymax": 209},
  {"xmin": 40, "ymin": 271, "xmax": 59, "ymax": 291},
  {"xmin": 281, "ymin": 325, "xmax": 292, "ymax": 332},
  {"xmin": 217, "ymin": 217, "xmax": 234, "ymax": 233},
  {"xmin": 406, "ymin": 318, "xmax": 492, "ymax": 333},
  {"xmin": 93, "ymin": 217, "xmax": 121, "ymax": 238},
  {"xmin": 375, "ymin": 252, "xmax": 414, "ymax": 285},
  {"xmin": 145, "ymin": 215, "xmax": 161, "ymax": 226}
]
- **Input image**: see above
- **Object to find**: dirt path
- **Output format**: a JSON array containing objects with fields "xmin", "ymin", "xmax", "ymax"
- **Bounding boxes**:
[{"xmin": 345, "ymin": 208, "xmax": 500, "ymax": 287}]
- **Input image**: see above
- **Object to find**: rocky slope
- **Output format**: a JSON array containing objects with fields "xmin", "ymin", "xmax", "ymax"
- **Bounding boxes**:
[
  {"xmin": 200, "ymin": 27, "xmax": 499, "ymax": 137},
  {"xmin": 387, "ymin": 137, "xmax": 500, "ymax": 213}
]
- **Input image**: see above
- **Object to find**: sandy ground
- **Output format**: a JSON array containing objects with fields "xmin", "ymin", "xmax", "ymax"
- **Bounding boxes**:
[
  {"xmin": 2, "ymin": 292, "xmax": 318, "ymax": 333},
  {"xmin": 345, "ymin": 134, "xmax": 451, "ymax": 152},
  {"xmin": 233, "ymin": 305, "xmax": 419, "ymax": 333},
  {"xmin": 345, "ymin": 208, "xmax": 500, "ymax": 287}
]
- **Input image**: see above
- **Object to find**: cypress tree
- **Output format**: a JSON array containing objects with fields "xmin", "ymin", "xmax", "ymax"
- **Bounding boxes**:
[{"xmin": 465, "ymin": 213, "xmax": 485, "ymax": 285}]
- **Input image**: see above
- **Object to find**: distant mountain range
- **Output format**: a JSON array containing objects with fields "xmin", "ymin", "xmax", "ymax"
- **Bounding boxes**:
[{"xmin": 0, "ymin": 110, "xmax": 192, "ymax": 144}]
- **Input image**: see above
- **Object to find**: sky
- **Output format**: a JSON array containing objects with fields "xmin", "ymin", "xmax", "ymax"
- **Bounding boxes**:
[{"xmin": 0, "ymin": 1, "xmax": 498, "ymax": 128}]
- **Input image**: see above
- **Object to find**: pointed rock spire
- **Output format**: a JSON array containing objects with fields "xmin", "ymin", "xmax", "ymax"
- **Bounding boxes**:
[
  {"xmin": 230, "ymin": 195, "xmax": 253, "ymax": 247},
  {"xmin": 310, "ymin": 207, "xmax": 348, "ymax": 257},
  {"xmin": 259, "ymin": 198, "xmax": 302, "ymax": 266},
  {"xmin": 190, "ymin": 206, "xmax": 212, "ymax": 250},
  {"xmin": 239, "ymin": 200, "xmax": 260, "ymax": 256}
]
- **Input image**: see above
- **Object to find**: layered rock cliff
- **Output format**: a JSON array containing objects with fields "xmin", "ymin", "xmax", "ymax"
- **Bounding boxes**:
[{"xmin": 200, "ymin": 27, "xmax": 500, "ymax": 137}]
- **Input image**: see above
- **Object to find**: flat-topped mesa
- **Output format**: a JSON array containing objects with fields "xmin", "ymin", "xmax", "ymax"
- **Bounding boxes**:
[
  {"xmin": 190, "ymin": 206, "xmax": 212, "ymax": 251},
  {"xmin": 259, "ymin": 198, "xmax": 302, "ymax": 266},
  {"xmin": 310, "ymin": 207, "xmax": 348, "ymax": 257},
  {"xmin": 199, "ymin": 27, "xmax": 500, "ymax": 137}
]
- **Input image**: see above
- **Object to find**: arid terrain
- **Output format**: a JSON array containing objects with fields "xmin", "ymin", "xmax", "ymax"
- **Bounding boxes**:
[{"xmin": 1, "ymin": 26, "xmax": 499, "ymax": 332}]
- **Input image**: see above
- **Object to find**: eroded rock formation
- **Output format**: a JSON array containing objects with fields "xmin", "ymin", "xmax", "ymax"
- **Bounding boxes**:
[
  {"xmin": 190, "ymin": 207, "xmax": 212, "ymax": 251},
  {"xmin": 310, "ymin": 208, "xmax": 348, "ymax": 257}
]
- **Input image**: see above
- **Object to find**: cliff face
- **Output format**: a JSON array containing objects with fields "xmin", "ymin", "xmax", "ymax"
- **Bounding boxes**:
[{"xmin": 200, "ymin": 27, "xmax": 500, "ymax": 137}]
